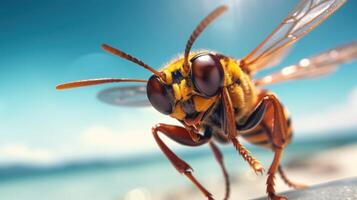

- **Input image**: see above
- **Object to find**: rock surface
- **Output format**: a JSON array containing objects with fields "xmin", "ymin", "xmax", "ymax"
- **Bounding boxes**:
[{"xmin": 255, "ymin": 177, "xmax": 357, "ymax": 200}]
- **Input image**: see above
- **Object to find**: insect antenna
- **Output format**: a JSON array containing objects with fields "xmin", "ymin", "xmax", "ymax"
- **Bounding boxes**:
[
  {"xmin": 56, "ymin": 45, "xmax": 158, "ymax": 90},
  {"xmin": 102, "ymin": 44, "xmax": 162, "ymax": 77},
  {"xmin": 183, "ymin": 5, "xmax": 228, "ymax": 72},
  {"xmin": 56, "ymin": 78, "xmax": 147, "ymax": 90}
]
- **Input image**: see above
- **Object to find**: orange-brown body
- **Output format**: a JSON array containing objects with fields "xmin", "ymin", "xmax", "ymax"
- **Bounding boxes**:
[
  {"xmin": 160, "ymin": 51, "xmax": 293, "ymax": 148},
  {"xmin": 56, "ymin": 1, "xmax": 351, "ymax": 199}
]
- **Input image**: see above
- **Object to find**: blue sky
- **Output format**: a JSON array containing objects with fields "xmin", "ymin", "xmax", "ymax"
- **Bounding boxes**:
[{"xmin": 0, "ymin": 0, "xmax": 356, "ymax": 165}]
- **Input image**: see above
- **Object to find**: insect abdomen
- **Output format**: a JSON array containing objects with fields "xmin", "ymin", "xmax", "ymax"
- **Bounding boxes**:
[{"xmin": 240, "ymin": 107, "xmax": 293, "ymax": 148}]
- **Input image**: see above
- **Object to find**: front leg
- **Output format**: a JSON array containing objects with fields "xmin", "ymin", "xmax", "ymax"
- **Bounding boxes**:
[
  {"xmin": 258, "ymin": 94, "xmax": 289, "ymax": 200},
  {"xmin": 209, "ymin": 142, "xmax": 230, "ymax": 200},
  {"xmin": 152, "ymin": 123, "xmax": 213, "ymax": 200},
  {"xmin": 221, "ymin": 87, "xmax": 264, "ymax": 174},
  {"xmin": 237, "ymin": 91, "xmax": 291, "ymax": 199}
]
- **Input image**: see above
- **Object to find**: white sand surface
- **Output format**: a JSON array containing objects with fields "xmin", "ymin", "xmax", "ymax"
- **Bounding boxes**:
[{"xmin": 151, "ymin": 144, "xmax": 357, "ymax": 200}]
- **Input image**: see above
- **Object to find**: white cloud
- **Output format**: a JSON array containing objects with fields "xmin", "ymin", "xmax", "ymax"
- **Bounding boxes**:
[
  {"xmin": 295, "ymin": 87, "xmax": 357, "ymax": 134},
  {"xmin": 0, "ymin": 144, "xmax": 57, "ymax": 166},
  {"xmin": 75, "ymin": 110, "xmax": 182, "ymax": 157},
  {"xmin": 5, "ymin": 87, "xmax": 357, "ymax": 165},
  {"xmin": 0, "ymin": 107, "xmax": 183, "ymax": 165},
  {"xmin": 78, "ymin": 125, "xmax": 156, "ymax": 155}
]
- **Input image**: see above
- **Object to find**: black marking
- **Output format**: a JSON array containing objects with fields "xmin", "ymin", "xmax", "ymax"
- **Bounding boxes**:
[
  {"xmin": 209, "ymin": 116, "xmax": 221, "ymax": 127},
  {"xmin": 241, "ymin": 129, "xmax": 264, "ymax": 138},
  {"xmin": 237, "ymin": 101, "xmax": 267, "ymax": 131},
  {"xmin": 207, "ymin": 102, "xmax": 223, "ymax": 127},
  {"xmin": 185, "ymin": 77, "xmax": 193, "ymax": 88},
  {"xmin": 203, "ymin": 126, "xmax": 213, "ymax": 138},
  {"xmin": 204, "ymin": 103, "xmax": 222, "ymax": 125},
  {"xmin": 185, "ymin": 111, "xmax": 200, "ymax": 120},
  {"xmin": 235, "ymin": 78, "xmax": 241, "ymax": 85},
  {"xmin": 234, "ymin": 108, "xmax": 241, "ymax": 115},
  {"xmin": 202, "ymin": 100, "xmax": 224, "ymax": 134},
  {"xmin": 172, "ymin": 70, "xmax": 184, "ymax": 83},
  {"xmin": 287, "ymin": 117, "xmax": 292, "ymax": 127},
  {"xmin": 182, "ymin": 98, "xmax": 196, "ymax": 115},
  {"xmin": 164, "ymin": 84, "xmax": 176, "ymax": 107}
]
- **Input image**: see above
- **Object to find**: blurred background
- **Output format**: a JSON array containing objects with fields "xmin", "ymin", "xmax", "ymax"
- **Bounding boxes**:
[{"xmin": 1, "ymin": 0, "xmax": 357, "ymax": 199}]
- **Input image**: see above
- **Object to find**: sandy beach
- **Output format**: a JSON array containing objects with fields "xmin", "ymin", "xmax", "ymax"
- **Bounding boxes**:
[{"xmin": 150, "ymin": 144, "xmax": 357, "ymax": 200}]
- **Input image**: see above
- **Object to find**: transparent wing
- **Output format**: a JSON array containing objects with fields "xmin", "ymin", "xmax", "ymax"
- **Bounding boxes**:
[
  {"xmin": 255, "ymin": 41, "xmax": 357, "ymax": 86},
  {"xmin": 246, "ymin": 45, "xmax": 294, "ymax": 73},
  {"xmin": 97, "ymin": 85, "xmax": 151, "ymax": 107},
  {"xmin": 242, "ymin": 0, "xmax": 347, "ymax": 74}
]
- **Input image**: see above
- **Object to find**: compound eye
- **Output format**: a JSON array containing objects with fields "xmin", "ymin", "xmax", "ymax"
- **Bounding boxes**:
[
  {"xmin": 147, "ymin": 76, "xmax": 173, "ymax": 115},
  {"xmin": 191, "ymin": 53, "xmax": 224, "ymax": 97}
]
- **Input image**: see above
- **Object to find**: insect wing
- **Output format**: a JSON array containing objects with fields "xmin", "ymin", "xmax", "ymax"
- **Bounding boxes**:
[
  {"xmin": 245, "ymin": 45, "xmax": 294, "ymax": 74},
  {"xmin": 97, "ymin": 85, "xmax": 151, "ymax": 107},
  {"xmin": 242, "ymin": 0, "xmax": 347, "ymax": 74},
  {"xmin": 255, "ymin": 41, "xmax": 357, "ymax": 86}
]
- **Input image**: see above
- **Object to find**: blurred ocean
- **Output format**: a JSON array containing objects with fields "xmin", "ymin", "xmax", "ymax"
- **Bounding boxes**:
[{"xmin": 1, "ymin": 131, "xmax": 356, "ymax": 200}]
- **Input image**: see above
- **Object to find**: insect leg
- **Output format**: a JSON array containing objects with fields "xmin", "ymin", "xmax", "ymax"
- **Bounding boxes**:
[
  {"xmin": 257, "ymin": 94, "xmax": 289, "ymax": 200},
  {"xmin": 221, "ymin": 87, "xmax": 264, "ymax": 174},
  {"xmin": 278, "ymin": 165, "xmax": 308, "ymax": 189},
  {"xmin": 209, "ymin": 142, "xmax": 230, "ymax": 200},
  {"xmin": 267, "ymin": 147, "xmax": 286, "ymax": 200},
  {"xmin": 152, "ymin": 123, "xmax": 214, "ymax": 200}
]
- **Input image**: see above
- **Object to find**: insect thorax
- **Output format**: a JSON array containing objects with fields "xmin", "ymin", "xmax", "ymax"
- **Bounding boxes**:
[{"xmin": 160, "ymin": 51, "xmax": 258, "ymax": 129}]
